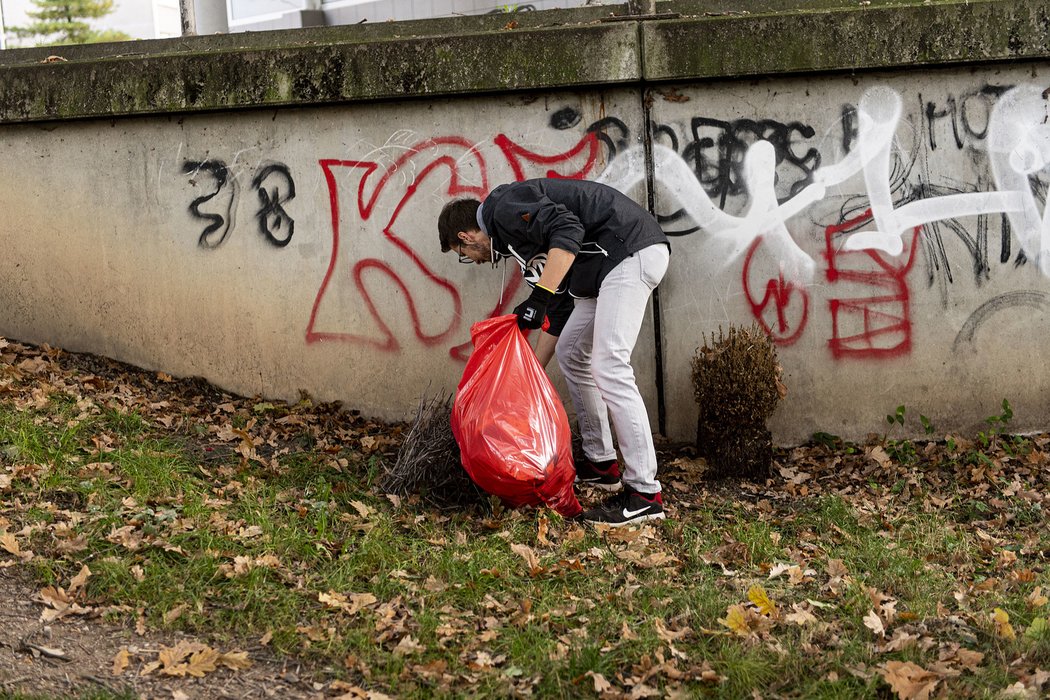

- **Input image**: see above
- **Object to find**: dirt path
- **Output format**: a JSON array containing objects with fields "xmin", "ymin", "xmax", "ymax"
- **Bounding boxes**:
[{"xmin": 0, "ymin": 568, "xmax": 324, "ymax": 700}]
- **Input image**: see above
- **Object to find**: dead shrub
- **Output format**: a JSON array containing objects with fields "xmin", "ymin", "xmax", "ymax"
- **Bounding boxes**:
[
  {"xmin": 692, "ymin": 323, "xmax": 785, "ymax": 480},
  {"xmin": 380, "ymin": 393, "xmax": 483, "ymax": 507}
]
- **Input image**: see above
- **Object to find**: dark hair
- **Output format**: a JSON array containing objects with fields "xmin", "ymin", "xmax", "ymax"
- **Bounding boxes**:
[{"xmin": 438, "ymin": 198, "xmax": 481, "ymax": 252}]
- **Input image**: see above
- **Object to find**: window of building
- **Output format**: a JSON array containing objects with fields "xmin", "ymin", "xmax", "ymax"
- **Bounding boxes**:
[{"xmin": 227, "ymin": 0, "xmax": 309, "ymax": 22}]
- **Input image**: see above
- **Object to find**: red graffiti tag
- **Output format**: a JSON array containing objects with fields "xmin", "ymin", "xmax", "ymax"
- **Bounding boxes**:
[
  {"xmin": 742, "ymin": 237, "xmax": 810, "ymax": 346},
  {"xmin": 824, "ymin": 210, "xmax": 920, "ymax": 359},
  {"xmin": 494, "ymin": 131, "xmax": 601, "ymax": 181},
  {"xmin": 307, "ymin": 138, "xmax": 490, "ymax": 356},
  {"xmin": 307, "ymin": 131, "xmax": 606, "ymax": 360}
]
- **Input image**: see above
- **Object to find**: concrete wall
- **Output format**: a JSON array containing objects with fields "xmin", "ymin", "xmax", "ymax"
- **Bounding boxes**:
[
  {"xmin": 2, "ymin": 0, "xmax": 1050, "ymax": 444},
  {"xmin": 640, "ymin": 65, "xmax": 1050, "ymax": 442},
  {"xmin": 0, "ymin": 90, "xmax": 654, "ymax": 434}
]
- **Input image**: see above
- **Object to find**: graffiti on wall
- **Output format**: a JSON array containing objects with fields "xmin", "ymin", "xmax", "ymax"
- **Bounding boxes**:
[
  {"xmin": 178, "ymin": 82, "xmax": 1050, "ymax": 363},
  {"xmin": 304, "ymin": 117, "xmax": 615, "ymax": 361},
  {"xmin": 183, "ymin": 159, "xmax": 296, "ymax": 248},
  {"xmin": 602, "ymin": 84, "xmax": 1050, "ymax": 357}
]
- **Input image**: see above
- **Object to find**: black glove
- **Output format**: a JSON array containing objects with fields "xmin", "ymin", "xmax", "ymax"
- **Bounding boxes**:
[{"xmin": 513, "ymin": 285, "xmax": 554, "ymax": 330}]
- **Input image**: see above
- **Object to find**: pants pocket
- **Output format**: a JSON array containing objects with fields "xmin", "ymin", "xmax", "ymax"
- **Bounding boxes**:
[{"xmin": 639, "ymin": 244, "xmax": 669, "ymax": 290}]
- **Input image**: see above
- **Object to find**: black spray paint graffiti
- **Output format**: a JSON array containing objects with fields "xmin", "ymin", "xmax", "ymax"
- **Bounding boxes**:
[
  {"xmin": 922, "ymin": 85, "xmax": 1013, "ymax": 151},
  {"xmin": 251, "ymin": 164, "xmax": 295, "ymax": 247},
  {"xmin": 183, "ymin": 160, "xmax": 236, "ymax": 248},
  {"xmin": 637, "ymin": 116, "xmax": 821, "ymax": 236},
  {"xmin": 547, "ymin": 106, "xmax": 633, "ymax": 158},
  {"xmin": 183, "ymin": 160, "xmax": 296, "ymax": 249},
  {"xmin": 840, "ymin": 85, "xmax": 1014, "ymax": 154},
  {"xmin": 953, "ymin": 290, "xmax": 1050, "ymax": 351},
  {"xmin": 688, "ymin": 117, "xmax": 821, "ymax": 208}
]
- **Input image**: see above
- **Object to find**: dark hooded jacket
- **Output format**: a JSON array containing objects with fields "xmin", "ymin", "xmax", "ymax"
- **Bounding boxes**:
[{"xmin": 480, "ymin": 178, "xmax": 669, "ymax": 307}]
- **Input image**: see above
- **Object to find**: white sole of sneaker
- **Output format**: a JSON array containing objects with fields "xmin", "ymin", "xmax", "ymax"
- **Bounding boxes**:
[{"xmin": 586, "ymin": 512, "xmax": 665, "ymax": 527}]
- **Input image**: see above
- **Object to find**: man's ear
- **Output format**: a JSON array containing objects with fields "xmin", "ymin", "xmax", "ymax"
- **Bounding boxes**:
[{"xmin": 457, "ymin": 230, "xmax": 472, "ymax": 244}]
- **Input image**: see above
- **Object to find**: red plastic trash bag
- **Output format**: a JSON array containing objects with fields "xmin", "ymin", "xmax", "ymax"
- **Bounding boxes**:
[{"xmin": 451, "ymin": 315, "xmax": 582, "ymax": 518}]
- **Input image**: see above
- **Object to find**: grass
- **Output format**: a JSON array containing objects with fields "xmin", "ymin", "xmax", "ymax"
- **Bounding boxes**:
[{"xmin": 0, "ymin": 350, "xmax": 1049, "ymax": 697}]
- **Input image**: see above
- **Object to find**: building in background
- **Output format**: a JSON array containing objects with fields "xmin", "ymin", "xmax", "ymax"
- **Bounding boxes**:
[
  {"xmin": 2, "ymin": 0, "xmax": 181, "ymax": 47},
  {"xmin": 224, "ymin": 0, "xmax": 607, "ymax": 32},
  {"xmin": 0, "ymin": 0, "xmax": 608, "ymax": 47}
]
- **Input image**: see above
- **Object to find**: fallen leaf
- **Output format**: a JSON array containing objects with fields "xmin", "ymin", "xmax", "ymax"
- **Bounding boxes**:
[
  {"xmin": 112, "ymin": 648, "xmax": 131, "ymax": 675},
  {"xmin": 537, "ymin": 513, "xmax": 551, "ymax": 546},
  {"xmin": 0, "ymin": 531, "xmax": 20, "ymax": 556},
  {"xmin": 163, "ymin": 603, "xmax": 188, "ymax": 624},
  {"xmin": 720, "ymin": 604, "xmax": 749, "ymax": 636},
  {"xmin": 318, "ymin": 590, "xmax": 377, "ymax": 615},
  {"xmin": 157, "ymin": 641, "xmax": 223, "ymax": 678},
  {"xmin": 654, "ymin": 618, "xmax": 691, "ymax": 642},
  {"xmin": 1024, "ymin": 617, "xmax": 1048, "ymax": 640},
  {"xmin": 719, "ymin": 603, "xmax": 769, "ymax": 637},
  {"xmin": 586, "ymin": 670, "xmax": 612, "ymax": 693},
  {"xmin": 998, "ymin": 681, "xmax": 1032, "ymax": 699},
  {"xmin": 868, "ymin": 445, "xmax": 893, "ymax": 469},
  {"xmin": 785, "ymin": 603, "xmax": 818, "ymax": 626},
  {"xmin": 952, "ymin": 648, "xmax": 984, "ymax": 671},
  {"xmin": 39, "ymin": 585, "xmax": 73, "ymax": 608},
  {"xmin": 629, "ymin": 682, "xmax": 660, "ymax": 698},
  {"xmin": 827, "ymin": 558, "xmax": 849, "ymax": 578},
  {"xmin": 879, "ymin": 660, "xmax": 940, "ymax": 700},
  {"xmin": 863, "ymin": 609, "xmax": 886, "ymax": 638},
  {"xmin": 748, "ymin": 585, "xmax": 778, "ymax": 617},
  {"xmin": 394, "ymin": 635, "xmax": 425, "ymax": 657},
  {"xmin": 218, "ymin": 650, "xmax": 252, "ymax": 671},
  {"xmin": 511, "ymin": 543, "xmax": 544, "ymax": 576},
  {"xmin": 993, "ymin": 608, "xmax": 1016, "ymax": 640}
]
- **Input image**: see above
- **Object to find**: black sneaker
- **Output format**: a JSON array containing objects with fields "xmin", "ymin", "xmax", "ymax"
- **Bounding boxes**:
[
  {"xmin": 574, "ymin": 459, "xmax": 622, "ymax": 491},
  {"xmin": 582, "ymin": 488, "xmax": 665, "ymax": 527}
]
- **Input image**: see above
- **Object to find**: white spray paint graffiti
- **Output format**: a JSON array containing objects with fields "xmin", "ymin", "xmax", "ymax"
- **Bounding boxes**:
[
  {"xmin": 601, "ymin": 85, "xmax": 1048, "ymax": 276},
  {"xmin": 987, "ymin": 85, "xmax": 1050, "ymax": 277}
]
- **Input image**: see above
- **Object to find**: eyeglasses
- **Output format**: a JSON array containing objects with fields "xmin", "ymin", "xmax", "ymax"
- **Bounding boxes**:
[{"xmin": 457, "ymin": 243, "xmax": 501, "ymax": 266}]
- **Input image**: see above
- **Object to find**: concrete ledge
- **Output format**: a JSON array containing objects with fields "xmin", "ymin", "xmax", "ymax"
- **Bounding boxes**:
[
  {"xmin": 0, "ymin": 22, "xmax": 640, "ymax": 122},
  {"xmin": 0, "ymin": 5, "xmax": 622, "ymax": 67},
  {"xmin": 645, "ymin": 0, "xmax": 1050, "ymax": 79},
  {"xmin": 0, "ymin": 0, "xmax": 1046, "ymax": 123}
]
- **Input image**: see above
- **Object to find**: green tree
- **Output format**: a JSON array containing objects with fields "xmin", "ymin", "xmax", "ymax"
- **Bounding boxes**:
[{"xmin": 11, "ymin": 0, "xmax": 133, "ymax": 46}]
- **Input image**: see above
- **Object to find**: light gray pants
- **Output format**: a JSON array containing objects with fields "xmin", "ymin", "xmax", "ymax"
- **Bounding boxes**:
[{"xmin": 555, "ymin": 243, "xmax": 669, "ymax": 494}]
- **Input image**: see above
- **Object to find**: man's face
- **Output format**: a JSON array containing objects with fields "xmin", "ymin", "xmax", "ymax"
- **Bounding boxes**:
[{"xmin": 453, "ymin": 231, "xmax": 491, "ymax": 265}]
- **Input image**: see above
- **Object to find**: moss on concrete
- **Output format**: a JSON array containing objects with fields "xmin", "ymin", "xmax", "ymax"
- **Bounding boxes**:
[
  {"xmin": 0, "ymin": 22, "xmax": 641, "ymax": 122},
  {"xmin": 645, "ymin": 0, "xmax": 1050, "ymax": 79},
  {"xmin": 0, "ymin": 0, "xmax": 1046, "ymax": 123}
]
